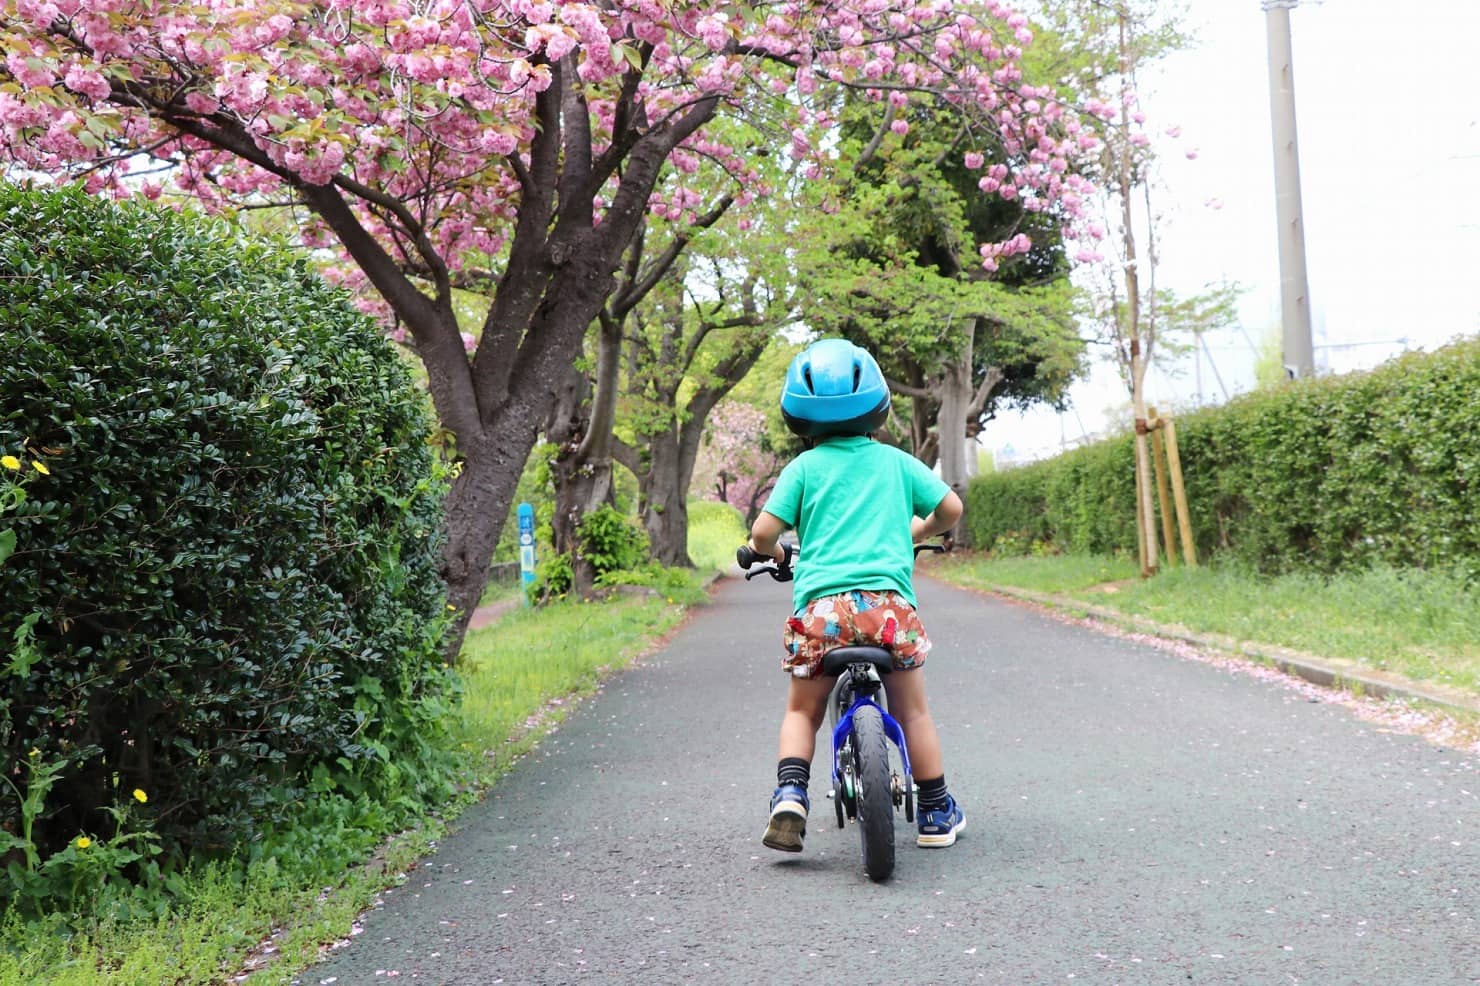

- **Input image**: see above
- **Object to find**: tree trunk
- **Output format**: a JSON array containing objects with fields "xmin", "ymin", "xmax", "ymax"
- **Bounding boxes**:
[
  {"xmin": 930, "ymin": 324, "xmax": 1006, "ymax": 549},
  {"xmin": 643, "ymin": 482, "xmax": 693, "ymax": 567},
  {"xmin": 551, "ymin": 452, "xmax": 613, "ymax": 593},
  {"xmin": 441, "ymin": 407, "xmax": 544, "ymax": 651},
  {"xmin": 547, "ymin": 321, "xmax": 622, "ymax": 596},
  {"xmin": 633, "ymin": 423, "xmax": 699, "ymax": 567},
  {"xmin": 438, "ymin": 243, "xmax": 632, "ymax": 651},
  {"xmin": 934, "ymin": 348, "xmax": 972, "ymax": 545}
]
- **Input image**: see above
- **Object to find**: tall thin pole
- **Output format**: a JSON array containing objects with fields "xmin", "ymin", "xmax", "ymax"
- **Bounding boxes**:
[{"xmin": 1263, "ymin": 1, "xmax": 1315, "ymax": 379}]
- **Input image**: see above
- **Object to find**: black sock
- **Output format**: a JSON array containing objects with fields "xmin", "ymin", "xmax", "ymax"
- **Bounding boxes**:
[
  {"xmin": 777, "ymin": 757, "xmax": 810, "ymax": 789},
  {"xmin": 916, "ymin": 775, "xmax": 949, "ymax": 812}
]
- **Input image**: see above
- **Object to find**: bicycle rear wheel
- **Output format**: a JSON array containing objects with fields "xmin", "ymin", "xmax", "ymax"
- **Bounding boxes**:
[{"xmin": 851, "ymin": 704, "xmax": 895, "ymax": 882}]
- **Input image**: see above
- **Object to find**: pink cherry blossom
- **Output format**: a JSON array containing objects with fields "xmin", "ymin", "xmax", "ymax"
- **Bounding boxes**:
[{"xmin": 0, "ymin": 0, "xmax": 1117, "ymax": 325}]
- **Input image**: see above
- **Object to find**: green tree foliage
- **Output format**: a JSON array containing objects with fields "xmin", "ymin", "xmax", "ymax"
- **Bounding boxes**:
[
  {"xmin": 796, "ymin": 92, "xmax": 1085, "ymax": 471},
  {"xmin": 0, "ymin": 186, "xmax": 455, "ymax": 884}
]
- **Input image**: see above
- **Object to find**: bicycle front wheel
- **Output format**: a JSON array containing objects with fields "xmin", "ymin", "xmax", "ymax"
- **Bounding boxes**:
[{"xmin": 851, "ymin": 704, "xmax": 896, "ymax": 882}]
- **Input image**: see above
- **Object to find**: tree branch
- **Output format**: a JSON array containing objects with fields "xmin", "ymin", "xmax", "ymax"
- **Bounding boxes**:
[
  {"xmin": 854, "ymin": 104, "xmax": 896, "ymax": 172},
  {"xmin": 610, "ymin": 435, "xmax": 641, "ymax": 476},
  {"xmin": 885, "ymin": 375, "xmax": 933, "ymax": 400},
  {"xmin": 593, "ymin": 94, "xmax": 721, "ymax": 260},
  {"xmin": 556, "ymin": 52, "xmax": 595, "ymax": 227},
  {"xmin": 297, "ymin": 181, "xmax": 478, "ymax": 441},
  {"xmin": 616, "ymin": 193, "xmax": 734, "ymax": 322},
  {"xmin": 573, "ymin": 318, "xmax": 623, "ymax": 464},
  {"xmin": 472, "ymin": 64, "xmax": 563, "ymax": 414},
  {"xmin": 967, "ymin": 364, "xmax": 1007, "ymax": 419},
  {"xmin": 591, "ymin": 41, "xmax": 653, "ymax": 189},
  {"xmin": 330, "ymin": 170, "xmax": 451, "ymax": 303}
]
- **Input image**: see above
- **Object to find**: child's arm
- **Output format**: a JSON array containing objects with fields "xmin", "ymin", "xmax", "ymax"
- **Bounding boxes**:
[
  {"xmin": 911, "ymin": 490, "xmax": 963, "ymax": 543},
  {"xmin": 749, "ymin": 510, "xmax": 790, "ymax": 565}
]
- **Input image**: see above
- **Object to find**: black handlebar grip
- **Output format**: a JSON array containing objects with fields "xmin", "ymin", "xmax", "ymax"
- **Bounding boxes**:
[{"xmin": 736, "ymin": 544, "xmax": 758, "ymax": 569}]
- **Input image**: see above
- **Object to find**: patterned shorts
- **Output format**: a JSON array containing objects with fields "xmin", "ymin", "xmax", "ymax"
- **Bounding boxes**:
[{"xmin": 781, "ymin": 589, "xmax": 931, "ymax": 679}]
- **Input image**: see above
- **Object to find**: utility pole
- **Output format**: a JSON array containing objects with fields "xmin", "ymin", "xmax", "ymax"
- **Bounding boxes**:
[{"xmin": 1263, "ymin": 0, "xmax": 1316, "ymax": 379}]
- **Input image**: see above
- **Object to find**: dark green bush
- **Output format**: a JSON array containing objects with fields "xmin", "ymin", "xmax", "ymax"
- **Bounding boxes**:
[
  {"xmin": 530, "ymin": 505, "xmax": 649, "ymax": 602},
  {"xmin": 578, "ymin": 505, "xmax": 650, "ymax": 576},
  {"xmin": 965, "ymin": 339, "xmax": 1480, "ymax": 578},
  {"xmin": 966, "ymin": 436, "xmax": 1138, "ymax": 556},
  {"xmin": 0, "ymin": 185, "xmax": 454, "ymax": 887}
]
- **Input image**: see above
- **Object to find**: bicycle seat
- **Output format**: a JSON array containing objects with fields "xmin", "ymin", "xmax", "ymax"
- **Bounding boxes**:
[{"xmin": 821, "ymin": 646, "xmax": 893, "ymax": 677}]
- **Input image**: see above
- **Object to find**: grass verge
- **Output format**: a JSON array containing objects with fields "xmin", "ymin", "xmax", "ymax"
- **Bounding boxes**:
[
  {"xmin": 929, "ymin": 553, "xmax": 1480, "ymax": 700},
  {"xmin": 686, "ymin": 499, "xmax": 748, "ymax": 574},
  {"xmin": 0, "ymin": 580, "xmax": 704, "ymax": 986},
  {"xmin": 455, "ymin": 591, "xmax": 697, "ymax": 763}
]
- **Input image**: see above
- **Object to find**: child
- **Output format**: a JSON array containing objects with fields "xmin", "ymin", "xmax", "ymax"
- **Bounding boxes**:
[{"xmin": 747, "ymin": 337, "xmax": 965, "ymax": 853}]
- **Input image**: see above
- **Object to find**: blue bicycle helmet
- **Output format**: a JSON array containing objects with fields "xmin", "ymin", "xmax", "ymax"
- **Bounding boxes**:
[{"xmin": 780, "ymin": 338, "xmax": 891, "ymax": 438}]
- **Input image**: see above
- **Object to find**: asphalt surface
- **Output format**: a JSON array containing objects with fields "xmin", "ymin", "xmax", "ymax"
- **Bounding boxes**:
[{"xmin": 301, "ymin": 574, "xmax": 1478, "ymax": 985}]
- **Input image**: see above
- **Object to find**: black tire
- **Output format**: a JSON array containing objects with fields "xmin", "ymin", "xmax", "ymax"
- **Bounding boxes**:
[
  {"xmin": 830, "ymin": 677, "xmax": 854, "ymax": 732},
  {"xmin": 852, "ymin": 704, "xmax": 896, "ymax": 882}
]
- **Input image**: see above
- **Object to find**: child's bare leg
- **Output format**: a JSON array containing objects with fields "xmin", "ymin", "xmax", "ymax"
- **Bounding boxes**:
[
  {"xmin": 882, "ymin": 667, "xmax": 942, "ymax": 779},
  {"xmin": 764, "ymin": 675, "xmax": 834, "ymax": 853},
  {"xmin": 777, "ymin": 675, "xmax": 834, "ymax": 762},
  {"xmin": 883, "ymin": 666, "xmax": 964, "ymax": 845}
]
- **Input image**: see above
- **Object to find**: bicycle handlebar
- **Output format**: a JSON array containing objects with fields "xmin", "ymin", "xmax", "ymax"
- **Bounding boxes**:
[
  {"xmin": 737, "ymin": 541, "xmax": 796, "ymax": 581},
  {"xmin": 737, "ymin": 540, "xmax": 947, "ymax": 581}
]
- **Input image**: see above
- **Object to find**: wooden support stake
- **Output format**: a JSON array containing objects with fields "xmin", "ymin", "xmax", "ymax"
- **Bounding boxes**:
[
  {"xmin": 1133, "ymin": 440, "xmax": 1148, "ymax": 573},
  {"xmin": 1163, "ymin": 415, "xmax": 1198, "ymax": 567},
  {"xmin": 1149, "ymin": 408, "xmax": 1177, "ymax": 566},
  {"xmin": 1133, "ymin": 420, "xmax": 1158, "ymax": 576}
]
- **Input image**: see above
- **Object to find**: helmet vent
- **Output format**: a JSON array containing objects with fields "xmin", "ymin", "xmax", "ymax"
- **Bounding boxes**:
[
  {"xmin": 853, "ymin": 362, "xmax": 862, "ymax": 392},
  {"xmin": 802, "ymin": 364, "xmax": 814, "ymax": 393}
]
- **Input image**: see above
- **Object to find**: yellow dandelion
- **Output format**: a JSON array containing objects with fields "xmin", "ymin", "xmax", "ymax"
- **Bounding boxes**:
[
  {"xmin": 1, "ymin": 455, "xmax": 19, "ymax": 471},
  {"xmin": 28, "ymin": 748, "xmax": 40, "ymax": 758},
  {"xmin": 132, "ymin": 789, "xmax": 148, "ymax": 804},
  {"xmin": 75, "ymin": 837, "xmax": 92, "ymax": 850},
  {"xmin": 31, "ymin": 460, "xmax": 49, "ymax": 476}
]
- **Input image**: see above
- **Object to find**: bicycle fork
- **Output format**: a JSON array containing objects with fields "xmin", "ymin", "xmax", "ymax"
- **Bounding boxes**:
[{"xmin": 830, "ymin": 688, "xmax": 914, "ymax": 818}]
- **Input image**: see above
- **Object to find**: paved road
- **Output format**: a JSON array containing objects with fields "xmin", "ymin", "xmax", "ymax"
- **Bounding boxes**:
[{"xmin": 303, "ymin": 574, "xmax": 1477, "ymax": 985}]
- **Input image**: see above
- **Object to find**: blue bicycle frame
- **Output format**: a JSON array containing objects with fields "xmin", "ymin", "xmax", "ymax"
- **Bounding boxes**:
[
  {"xmin": 823, "ymin": 650, "xmax": 913, "ymax": 821},
  {"xmin": 831, "ymin": 688, "xmax": 913, "ymax": 793}
]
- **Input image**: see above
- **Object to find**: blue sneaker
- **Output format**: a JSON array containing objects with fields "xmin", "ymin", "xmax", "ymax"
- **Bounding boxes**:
[
  {"xmin": 762, "ymin": 784, "xmax": 809, "ymax": 852},
  {"xmin": 916, "ymin": 794, "xmax": 965, "ymax": 847}
]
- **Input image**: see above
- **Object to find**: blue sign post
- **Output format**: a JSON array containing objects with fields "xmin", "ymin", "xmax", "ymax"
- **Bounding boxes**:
[{"xmin": 517, "ymin": 502, "xmax": 536, "ymax": 607}]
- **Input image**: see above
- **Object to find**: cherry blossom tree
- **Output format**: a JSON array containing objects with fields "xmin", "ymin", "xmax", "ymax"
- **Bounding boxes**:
[
  {"xmin": 0, "ymin": 0, "xmax": 1098, "ymax": 649},
  {"xmin": 692, "ymin": 398, "xmax": 799, "ymax": 528}
]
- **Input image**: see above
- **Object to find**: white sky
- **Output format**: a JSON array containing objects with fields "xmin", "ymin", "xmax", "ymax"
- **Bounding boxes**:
[{"xmin": 983, "ymin": 0, "xmax": 1480, "ymax": 463}]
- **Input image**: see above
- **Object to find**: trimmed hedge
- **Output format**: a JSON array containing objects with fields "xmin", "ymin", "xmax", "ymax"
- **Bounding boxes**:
[
  {"xmin": 967, "ymin": 338, "xmax": 1480, "ymax": 578},
  {"xmin": 0, "ymin": 185, "xmax": 453, "ymax": 874}
]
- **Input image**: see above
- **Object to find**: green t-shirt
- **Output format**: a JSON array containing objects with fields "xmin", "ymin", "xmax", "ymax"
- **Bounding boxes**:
[{"xmin": 761, "ymin": 436, "xmax": 951, "ymax": 610}]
